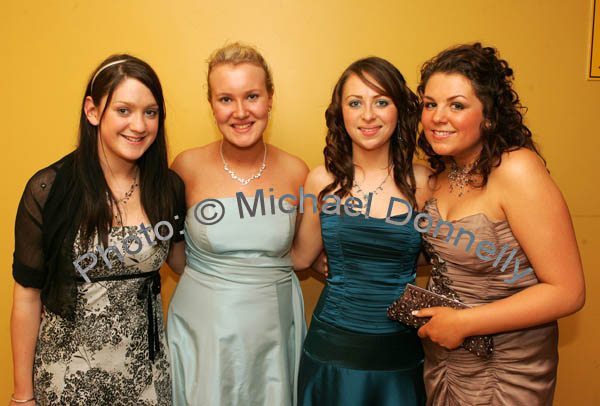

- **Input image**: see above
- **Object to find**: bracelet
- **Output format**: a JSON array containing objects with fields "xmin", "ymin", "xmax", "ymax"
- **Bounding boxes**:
[{"xmin": 10, "ymin": 394, "xmax": 35, "ymax": 403}]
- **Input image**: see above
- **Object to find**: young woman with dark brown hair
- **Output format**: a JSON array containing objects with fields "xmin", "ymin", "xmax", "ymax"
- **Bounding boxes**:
[
  {"xmin": 10, "ymin": 55, "xmax": 185, "ymax": 406},
  {"xmin": 414, "ymin": 43, "xmax": 585, "ymax": 405},
  {"xmin": 292, "ymin": 57, "xmax": 433, "ymax": 406}
]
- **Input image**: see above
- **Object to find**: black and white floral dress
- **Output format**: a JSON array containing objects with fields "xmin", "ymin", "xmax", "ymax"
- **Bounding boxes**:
[{"xmin": 33, "ymin": 226, "xmax": 172, "ymax": 406}]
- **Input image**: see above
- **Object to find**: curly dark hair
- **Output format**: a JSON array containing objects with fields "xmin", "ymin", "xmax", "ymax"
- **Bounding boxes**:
[
  {"xmin": 319, "ymin": 57, "xmax": 420, "ymax": 208},
  {"xmin": 417, "ymin": 43, "xmax": 544, "ymax": 186}
]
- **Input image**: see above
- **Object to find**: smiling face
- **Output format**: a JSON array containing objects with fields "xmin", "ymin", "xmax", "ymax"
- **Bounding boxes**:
[
  {"xmin": 421, "ymin": 72, "xmax": 485, "ymax": 163},
  {"xmin": 86, "ymin": 77, "xmax": 159, "ymax": 165},
  {"xmin": 341, "ymin": 73, "xmax": 398, "ymax": 153},
  {"xmin": 209, "ymin": 62, "xmax": 273, "ymax": 148}
]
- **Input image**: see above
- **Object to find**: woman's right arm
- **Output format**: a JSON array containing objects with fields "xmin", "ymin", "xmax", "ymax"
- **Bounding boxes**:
[
  {"xmin": 10, "ymin": 283, "xmax": 42, "ymax": 406},
  {"xmin": 11, "ymin": 166, "xmax": 57, "ymax": 405},
  {"xmin": 291, "ymin": 166, "xmax": 329, "ymax": 271}
]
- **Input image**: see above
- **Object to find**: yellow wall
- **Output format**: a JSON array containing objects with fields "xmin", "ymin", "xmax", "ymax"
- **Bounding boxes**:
[{"xmin": 2, "ymin": 1, "xmax": 598, "ymax": 404}]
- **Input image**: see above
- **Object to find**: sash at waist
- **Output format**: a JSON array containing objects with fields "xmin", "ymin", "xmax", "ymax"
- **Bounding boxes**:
[
  {"xmin": 185, "ymin": 250, "xmax": 294, "ymax": 285},
  {"xmin": 183, "ymin": 264, "xmax": 295, "ymax": 286},
  {"xmin": 304, "ymin": 314, "xmax": 424, "ymax": 370},
  {"xmin": 75, "ymin": 269, "xmax": 162, "ymax": 362}
]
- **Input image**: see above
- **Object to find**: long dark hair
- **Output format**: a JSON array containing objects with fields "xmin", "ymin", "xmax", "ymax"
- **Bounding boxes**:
[
  {"xmin": 417, "ymin": 43, "xmax": 545, "ymax": 186},
  {"xmin": 74, "ymin": 54, "xmax": 177, "ymax": 249},
  {"xmin": 319, "ymin": 57, "xmax": 420, "ymax": 208}
]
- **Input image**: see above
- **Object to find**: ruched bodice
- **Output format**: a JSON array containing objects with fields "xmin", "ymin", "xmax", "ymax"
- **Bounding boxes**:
[
  {"xmin": 167, "ymin": 197, "xmax": 306, "ymax": 406},
  {"xmin": 315, "ymin": 210, "xmax": 421, "ymax": 333},
  {"xmin": 298, "ymin": 208, "xmax": 426, "ymax": 406},
  {"xmin": 422, "ymin": 198, "xmax": 541, "ymax": 304},
  {"xmin": 421, "ymin": 198, "xmax": 558, "ymax": 406}
]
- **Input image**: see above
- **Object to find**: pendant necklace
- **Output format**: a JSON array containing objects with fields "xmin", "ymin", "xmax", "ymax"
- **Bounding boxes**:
[
  {"xmin": 220, "ymin": 140, "xmax": 267, "ymax": 186},
  {"xmin": 447, "ymin": 158, "xmax": 479, "ymax": 198},
  {"xmin": 353, "ymin": 170, "xmax": 391, "ymax": 202},
  {"xmin": 110, "ymin": 174, "xmax": 139, "ymax": 226}
]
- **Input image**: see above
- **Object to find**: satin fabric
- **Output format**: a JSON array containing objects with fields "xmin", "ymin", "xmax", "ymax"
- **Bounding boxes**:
[
  {"xmin": 167, "ymin": 198, "xmax": 306, "ymax": 406},
  {"xmin": 422, "ymin": 199, "xmax": 558, "ymax": 406},
  {"xmin": 298, "ymin": 211, "xmax": 426, "ymax": 406},
  {"xmin": 300, "ymin": 316, "xmax": 425, "ymax": 406},
  {"xmin": 316, "ymin": 211, "xmax": 421, "ymax": 333}
]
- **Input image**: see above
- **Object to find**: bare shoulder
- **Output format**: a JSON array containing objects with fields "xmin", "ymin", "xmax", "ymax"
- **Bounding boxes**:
[
  {"xmin": 492, "ymin": 148, "xmax": 548, "ymax": 187},
  {"xmin": 489, "ymin": 148, "xmax": 557, "ymax": 212},
  {"xmin": 306, "ymin": 164, "xmax": 334, "ymax": 191},
  {"xmin": 412, "ymin": 163, "xmax": 435, "ymax": 189},
  {"xmin": 171, "ymin": 143, "xmax": 217, "ymax": 179},
  {"xmin": 269, "ymin": 144, "xmax": 310, "ymax": 180},
  {"xmin": 412, "ymin": 163, "xmax": 435, "ymax": 209}
]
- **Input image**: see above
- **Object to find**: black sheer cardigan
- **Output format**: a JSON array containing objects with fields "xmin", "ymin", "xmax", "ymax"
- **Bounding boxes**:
[{"xmin": 12, "ymin": 152, "xmax": 186, "ymax": 321}]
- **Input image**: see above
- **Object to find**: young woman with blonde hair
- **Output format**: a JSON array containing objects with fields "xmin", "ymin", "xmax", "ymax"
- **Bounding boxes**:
[{"xmin": 167, "ymin": 43, "xmax": 308, "ymax": 406}]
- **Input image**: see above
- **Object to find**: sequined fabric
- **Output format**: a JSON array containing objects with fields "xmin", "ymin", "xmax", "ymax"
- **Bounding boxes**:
[{"xmin": 387, "ymin": 284, "xmax": 493, "ymax": 358}]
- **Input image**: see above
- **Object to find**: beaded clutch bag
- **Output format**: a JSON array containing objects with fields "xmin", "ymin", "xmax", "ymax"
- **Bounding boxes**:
[{"xmin": 387, "ymin": 283, "xmax": 493, "ymax": 358}]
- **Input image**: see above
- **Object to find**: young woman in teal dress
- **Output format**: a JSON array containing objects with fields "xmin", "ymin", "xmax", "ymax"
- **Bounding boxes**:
[
  {"xmin": 166, "ymin": 43, "xmax": 309, "ymax": 406},
  {"xmin": 291, "ymin": 57, "xmax": 434, "ymax": 406}
]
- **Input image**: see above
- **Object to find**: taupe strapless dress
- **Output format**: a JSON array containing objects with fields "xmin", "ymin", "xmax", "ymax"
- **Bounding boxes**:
[{"xmin": 421, "ymin": 199, "xmax": 558, "ymax": 406}]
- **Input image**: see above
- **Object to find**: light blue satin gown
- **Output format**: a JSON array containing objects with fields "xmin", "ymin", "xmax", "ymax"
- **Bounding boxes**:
[{"xmin": 167, "ymin": 197, "xmax": 306, "ymax": 406}]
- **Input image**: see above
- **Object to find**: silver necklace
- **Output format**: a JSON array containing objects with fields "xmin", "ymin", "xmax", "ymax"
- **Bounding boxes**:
[
  {"xmin": 110, "ymin": 175, "xmax": 139, "ymax": 226},
  {"xmin": 448, "ymin": 158, "xmax": 478, "ymax": 198},
  {"xmin": 353, "ymin": 170, "xmax": 390, "ymax": 202},
  {"xmin": 220, "ymin": 140, "xmax": 267, "ymax": 185}
]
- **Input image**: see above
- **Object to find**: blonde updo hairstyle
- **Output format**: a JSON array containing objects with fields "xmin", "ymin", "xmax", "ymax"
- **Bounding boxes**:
[{"xmin": 206, "ymin": 42, "xmax": 274, "ymax": 101}]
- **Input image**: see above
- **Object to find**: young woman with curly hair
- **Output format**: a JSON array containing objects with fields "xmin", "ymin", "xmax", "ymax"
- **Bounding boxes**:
[
  {"xmin": 412, "ymin": 43, "xmax": 585, "ymax": 405},
  {"xmin": 292, "ymin": 57, "xmax": 434, "ymax": 406}
]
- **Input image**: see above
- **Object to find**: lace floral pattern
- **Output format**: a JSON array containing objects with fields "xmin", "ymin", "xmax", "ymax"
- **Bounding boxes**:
[{"xmin": 33, "ymin": 226, "xmax": 171, "ymax": 406}]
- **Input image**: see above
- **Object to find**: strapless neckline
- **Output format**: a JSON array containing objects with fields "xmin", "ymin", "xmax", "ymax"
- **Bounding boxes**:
[
  {"xmin": 319, "ymin": 206, "xmax": 411, "ymax": 221},
  {"xmin": 168, "ymin": 194, "xmax": 305, "ymax": 406},
  {"xmin": 426, "ymin": 198, "xmax": 508, "ymax": 226},
  {"xmin": 186, "ymin": 196, "xmax": 295, "ymax": 214}
]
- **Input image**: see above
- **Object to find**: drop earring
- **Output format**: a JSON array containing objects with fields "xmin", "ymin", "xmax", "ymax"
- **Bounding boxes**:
[{"xmin": 268, "ymin": 109, "xmax": 271, "ymax": 121}]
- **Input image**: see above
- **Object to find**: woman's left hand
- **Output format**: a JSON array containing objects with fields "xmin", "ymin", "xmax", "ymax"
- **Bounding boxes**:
[
  {"xmin": 310, "ymin": 250, "xmax": 328, "ymax": 278},
  {"xmin": 414, "ymin": 307, "xmax": 467, "ymax": 350}
]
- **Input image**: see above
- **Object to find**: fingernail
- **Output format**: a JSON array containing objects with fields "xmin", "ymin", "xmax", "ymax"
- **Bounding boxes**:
[{"xmin": 411, "ymin": 310, "xmax": 418, "ymax": 316}]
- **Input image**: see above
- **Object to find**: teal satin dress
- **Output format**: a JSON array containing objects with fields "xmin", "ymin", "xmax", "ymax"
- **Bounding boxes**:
[
  {"xmin": 167, "ymin": 198, "xmax": 306, "ymax": 406},
  {"xmin": 298, "ymin": 211, "xmax": 426, "ymax": 406}
]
